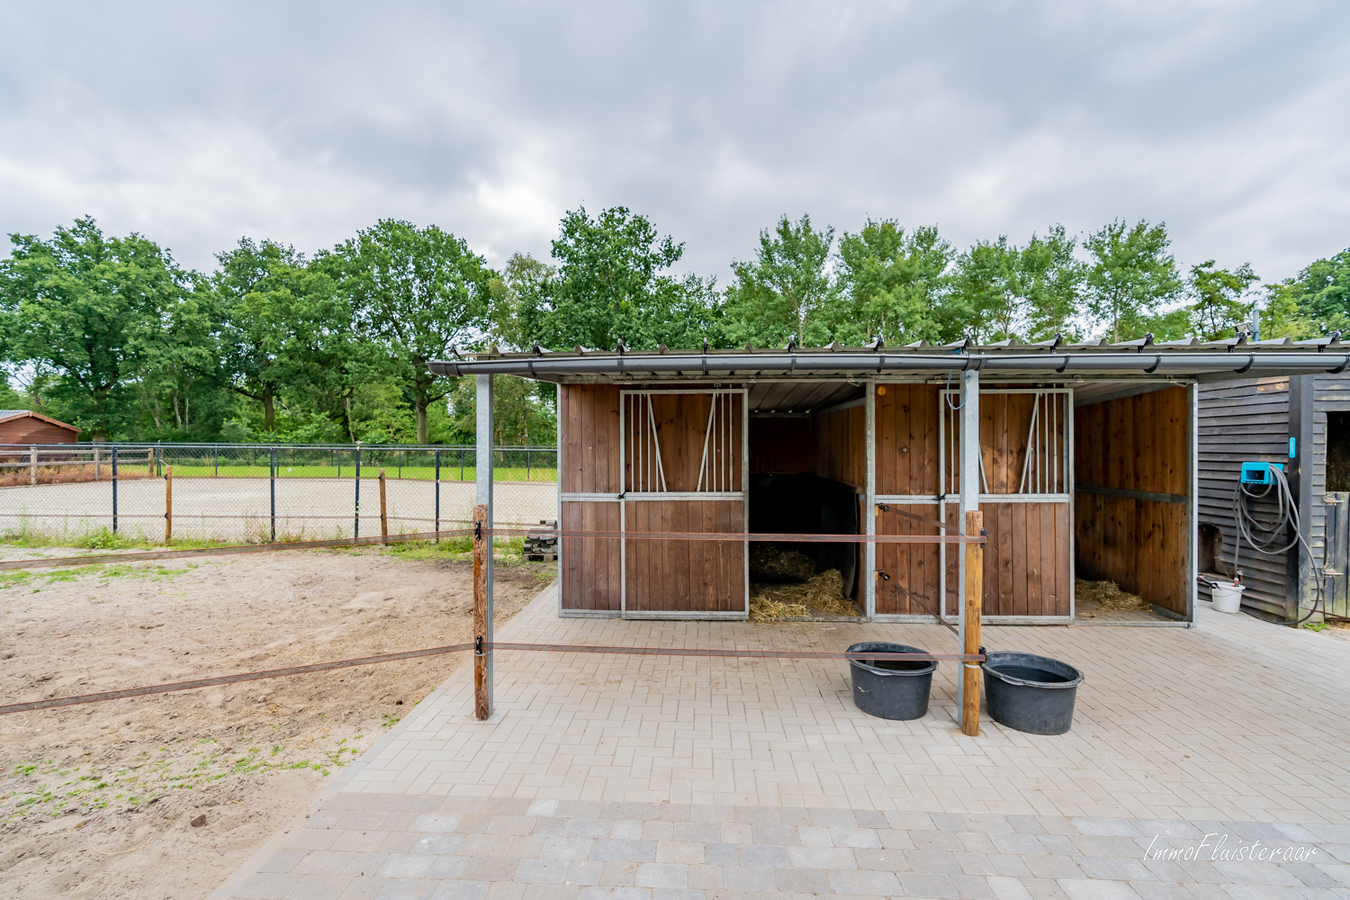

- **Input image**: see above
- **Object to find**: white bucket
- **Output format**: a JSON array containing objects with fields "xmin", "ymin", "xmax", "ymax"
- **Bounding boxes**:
[{"xmin": 1211, "ymin": 582, "xmax": 1245, "ymax": 614}]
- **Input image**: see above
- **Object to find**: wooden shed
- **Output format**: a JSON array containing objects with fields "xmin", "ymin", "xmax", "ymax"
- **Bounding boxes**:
[
  {"xmin": 432, "ymin": 339, "xmax": 1350, "ymax": 626},
  {"xmin": 1198, "ymin": 370, "xmax": 1350, "ymax": 621},
  {"xmin": 0, "ymin": 410, "xmax": 80, "ymax": 445}
]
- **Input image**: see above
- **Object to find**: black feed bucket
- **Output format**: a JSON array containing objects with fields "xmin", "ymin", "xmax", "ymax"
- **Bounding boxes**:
[
  {"xmin": 982, "ymin": 651, "xmax": 1084, "ymax": 735},
  {"xmin": 847, "ymin": 642, "xmax": 937, "ymax": 720}
]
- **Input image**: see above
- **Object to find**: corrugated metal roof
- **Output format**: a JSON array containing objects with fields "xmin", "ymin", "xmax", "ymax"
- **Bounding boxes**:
[{"xmin": 428, "ymin": 336, "xmax": 1350, "ymax": 382}]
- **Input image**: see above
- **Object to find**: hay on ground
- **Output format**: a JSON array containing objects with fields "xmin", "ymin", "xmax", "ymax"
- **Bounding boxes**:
[
  {"xmin": 748, "ymin": 544, "xmax": 817, "ymax": 582},
  {"xmin": 1076, "ymin": 578, "xmax": 1149, "ymax": 611},
  {"xmin": 750, "ymin": 568, "xmax": 861, "ymax": 621}
]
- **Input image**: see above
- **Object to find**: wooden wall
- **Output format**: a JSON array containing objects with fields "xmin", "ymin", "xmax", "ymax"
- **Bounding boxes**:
[
  {"xmin": 558, "ymin": 383, "xmax": 745, "ymax": 615},
  {"xmin": 875, "ymin": 384, "xmax": 1072, "ymax": 618},
  {"xmin": 0, "ymin": 417, "xmax": 79, "ymax": 445},
  {"xmin": 813, "ymin": 404, "xmax": 865, "ymax": 489},
  {"xmin": 559, "ymin": 384, "xmax": 623, "ymax": 611},
  {"xmin": 946, "ymin": 503, "xmax": 1072, "ymax": 617},
  {"xmin": 1074, "ymin": 386, "xmax": 1189, "ymax": 615},
  {"xmin": 624, "ymin": 500, "xmax": 745, "ymax": 612},
  {"xmin": 874, "ymin": 385, "xmax": 942, "ymax": 615},
  {"xmin": 748, "ymin": 418, "xmax": 812, "ymax": 474}
]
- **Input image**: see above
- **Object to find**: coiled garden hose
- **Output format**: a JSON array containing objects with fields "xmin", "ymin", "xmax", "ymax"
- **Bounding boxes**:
[{"xmin": 1230, "ymin": 465, "xmax": 1325, "ymax": 626}]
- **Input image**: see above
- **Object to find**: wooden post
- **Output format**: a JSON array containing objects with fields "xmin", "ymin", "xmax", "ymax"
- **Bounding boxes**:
[
  {"xmin": 962, "ymin": 509, "xmax": 984, "ymax": 737},
  {"xmin": 473, "ymin": 502, "xmax": 490, "ymax": 720},
  {"xmin": 94, "ymin": 446, "xmax": 101, "ymax": 482},
  {"xmin": 148, "ymin": 447, "xmax": 154, "ymax": 478},
  {"xmin": 379, "ymin": 469, "xmax": 388, "ymax": 538},
  {"xmin": 29, "ymin": 446, "xmax": 37, "ymax": 485},
  {"xmin": 164, "ymin": 465, "xmax": 173, "ymax": 542}
]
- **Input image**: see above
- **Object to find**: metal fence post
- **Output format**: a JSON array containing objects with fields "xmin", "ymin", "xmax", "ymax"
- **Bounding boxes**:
[
  {"xmin": 214, "ymin": 444, "xmax": 219, "ymax": 477},
  {"xmin": 460, "ymin": 447, "xmax": 465, "ymax": 481},
  {"xmin": 526, "ymin": 448, "xmax": 531, "ymax": 482},
  {"xmin": 434, "ymin": 449, "xmax": 441, "ymax": 541},
  {"xmin": 112, "ymin": 447, "xmax": 119, "ymax": 533},
  {"xmin": 270, "ymin": 446, "xmax": 277, "ymax": 543},
  {"xmin": 354, "ymin": 444, "xmax": 361, "ymax": 538}
]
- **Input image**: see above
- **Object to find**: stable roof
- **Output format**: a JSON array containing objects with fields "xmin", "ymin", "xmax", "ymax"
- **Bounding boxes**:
[
  {"xmin": 429, "ymin": 335, "xmax": 1350, "ymax": 383},
  {"xmin": 0, "ymin": 410, "xmax": 79, "ymax": 432}
]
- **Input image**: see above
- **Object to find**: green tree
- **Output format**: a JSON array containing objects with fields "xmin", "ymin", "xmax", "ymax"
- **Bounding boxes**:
[
  {"xmin": 518, "ymin": 206, "xmax": 720, "ymax": 352},
  {"xmin": 0, "ymin": 217, "xmax": 185, "ymax": 439},
  {"xmin": 325, "ymin": 220, "xmax": 493, "ymax": 444},
  {"xmin": 948, "ymin": 237, "xmax": 1021, "ymax": 342},
  {"xmin": 446, "ymin": 375, "xmax": 557, "ymax": 446},
  {"xmin": 1017, "ymin": 226, "xmax": 1086, "ymax": 341},
  {"xmin": 724, "ymin": 214, "xmax": 838, "ymax": 347},
  {"xmin": 1083, "ymin": 219, "xmax": 1182, "ymax": 342},
  {"xmin": 489, "ymin": 252, "xmax": 556, "ymax": 350},
  {"xmin": 1262, "ymin": 248, "xmax": 1350, "ymax": 337},
  {"xmin": 213, "ymin": 239, "xmax": 350, "ymax": 434},
  {"xmin": 1185, "ymin": 260, "xmax": 1259, "ymax": 340},
  {"xmin": 133, "ymin": 275, "xmax": 232, "ymax": 439},
  {"xmin": 830, "ymin": 221, "xmax": 952, "ymax": 346}
]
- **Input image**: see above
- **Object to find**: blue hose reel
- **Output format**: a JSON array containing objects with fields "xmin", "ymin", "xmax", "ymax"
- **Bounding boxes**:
[{"xmin": 1239, "ymin": 461, "xmax": 1284, "ymax": 485}]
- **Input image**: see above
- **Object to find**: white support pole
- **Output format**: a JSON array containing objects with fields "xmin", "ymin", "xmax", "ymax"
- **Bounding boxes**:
[
  {"xmin": 865, "ymin": 381, "xmax": 877, "ymax": 620},
  {"xmin": 476, "ymin": 374, "xmax": 494, "ymax": 714},
  {"xmin": 956, "ymin": 368, "xmax": 981, "ymax": 718}
]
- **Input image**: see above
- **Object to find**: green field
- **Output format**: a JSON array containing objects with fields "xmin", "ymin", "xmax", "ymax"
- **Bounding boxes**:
[{"xmin": 143, "ymin": 463, "xmax": 557, "ymax": 482}]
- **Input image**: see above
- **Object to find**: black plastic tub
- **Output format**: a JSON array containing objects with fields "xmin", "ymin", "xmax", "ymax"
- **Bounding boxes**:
[
  {"xmin": 982, "ymin": 651, "xmax": 1085, "ymax": 735},
  {"xmin": 848, "ymin": 642, "xmax": 937, "ymax": 720}
]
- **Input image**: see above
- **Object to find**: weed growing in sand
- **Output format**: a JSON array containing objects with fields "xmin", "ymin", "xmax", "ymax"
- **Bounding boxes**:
[{"xmin": 0, "ymin": 563, "xmax": 198, "ymax": 591}]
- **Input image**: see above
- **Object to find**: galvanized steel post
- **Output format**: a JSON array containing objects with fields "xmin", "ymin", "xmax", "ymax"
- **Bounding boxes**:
[
  {"xmin": 956, "ymin": 367, "xmax": 981, "ymax": 720},
  {"xmin": 475, "ymin": 374, "xmax": 494, "ymax": 718}
]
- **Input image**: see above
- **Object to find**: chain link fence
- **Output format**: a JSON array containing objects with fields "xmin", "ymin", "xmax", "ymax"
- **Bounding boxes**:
[{"xmin": 0, "ymin": 443, "xmax": 558, "ymax": 544}]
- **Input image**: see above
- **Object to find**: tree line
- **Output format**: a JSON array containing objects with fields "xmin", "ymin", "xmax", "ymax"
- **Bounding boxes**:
[{"xmin": 1, "ymin": 210, "xmax": 1347, "ymax": 443}]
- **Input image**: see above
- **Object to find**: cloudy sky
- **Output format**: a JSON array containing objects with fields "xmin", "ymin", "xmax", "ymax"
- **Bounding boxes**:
[{"xmin": 2, "ymin": 1, "xmax": 1347, "ymax": 286}]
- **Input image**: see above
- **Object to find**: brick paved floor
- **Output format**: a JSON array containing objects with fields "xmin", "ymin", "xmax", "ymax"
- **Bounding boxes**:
[{"xmin": 212, "ymin": 586, "xmax": 1350, "ymax": 899}]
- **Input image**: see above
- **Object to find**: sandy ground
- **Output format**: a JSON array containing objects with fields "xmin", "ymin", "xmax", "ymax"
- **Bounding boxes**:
[
  {"xmin": 0, "ymin": 546, "xmax": 555, "ymax": 899},
  {"xmin": 0, "ymin": 477, "xmax": 559, "ymax": 543}
]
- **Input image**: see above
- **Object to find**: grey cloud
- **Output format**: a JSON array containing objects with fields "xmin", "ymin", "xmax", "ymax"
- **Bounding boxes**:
[{"xmin": 0, "ymin": 1, "xmax": 1346, "ymax": 286}]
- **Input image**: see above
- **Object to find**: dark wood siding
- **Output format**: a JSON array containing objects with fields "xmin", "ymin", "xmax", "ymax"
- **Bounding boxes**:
[
  {"xmin": 1075, "ymin": 386, "xmax": 1189, "ymax": 615},
  {"xmin": 1196, "ymin": 377, "xmax": 1290, "ymax": 616}
]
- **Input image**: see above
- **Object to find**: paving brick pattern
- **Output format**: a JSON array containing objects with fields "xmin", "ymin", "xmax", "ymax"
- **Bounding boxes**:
[{"xmin": 215, "ymin": 585, "xmax": 1350, "ymax": 899}]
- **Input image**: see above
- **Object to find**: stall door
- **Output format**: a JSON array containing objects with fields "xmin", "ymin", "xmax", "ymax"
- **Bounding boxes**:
[
  {"xmin": 942, "ymin": 389, "xmax": 1073, "ymax": 620},
  {"xmin": 621, "ymin": 389, "xmax": 748, "ymax": 617}
]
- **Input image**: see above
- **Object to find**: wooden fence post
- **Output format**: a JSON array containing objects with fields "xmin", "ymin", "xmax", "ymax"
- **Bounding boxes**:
[
  {"xmin": 94, "ymin": 446, "xmax": 101, "ymax": 482},
  {"xmin": 962, "ymin": 509, "xmax": 984, "ymax": 737},
  {"xmin": 473, "ymin": 502, "xmax": 490, "ymax": 720},
  {"xmin": 29, "ymin": 446, "xmax": 37, "ymax": 485},
  {"xmin": 165, "ymin": 465, "xmax": 173, "ymax": 543},
  {"xmin": 379, "ymin": 469, "xmax": 388, "ymax": 538}
]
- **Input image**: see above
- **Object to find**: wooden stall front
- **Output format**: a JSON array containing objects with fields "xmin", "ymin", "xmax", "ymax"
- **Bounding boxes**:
[
  {"xmin": 1073, "ymin": 385, "xmax": 1191, "ymax": 618},
  {"xmin": 874, "ymin": 384, "xmax": 1073, "ymax": 622},
  {"xmin": 559, "ymin": 383, "xmax": 747, "ymax": 617},
  {"xmin": 558, "ymin": 376, "xmax": 1191, "ymax": 623}
]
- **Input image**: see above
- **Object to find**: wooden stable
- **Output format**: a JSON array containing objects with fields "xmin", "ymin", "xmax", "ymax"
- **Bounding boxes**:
[{"xmin": 430, "ymin": 339, "xmax": 1350, "ymax": 628}]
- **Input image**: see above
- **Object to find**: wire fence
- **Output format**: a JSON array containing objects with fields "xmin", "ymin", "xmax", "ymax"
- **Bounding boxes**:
[{"xmin": 0, "ymin": 442, "xmax": 558, "ymax": 544}]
